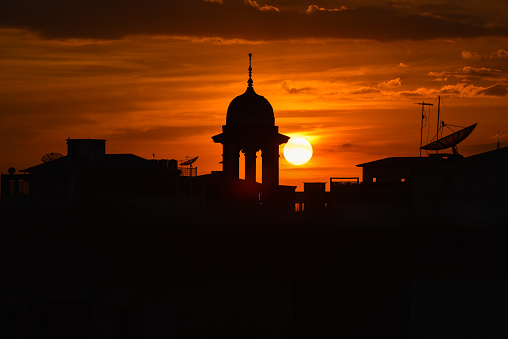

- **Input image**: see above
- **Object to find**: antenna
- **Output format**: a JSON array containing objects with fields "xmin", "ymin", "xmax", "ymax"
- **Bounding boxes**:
[
  {"xmin": 436, "ymin": 96, "xmax": 441, "ymax": 155},
  {"xmin": 498, "ymin": 130, "xmax": 500, "ymax": 149},
  {"xmin": 416, "ymin": 101, "xmax": 433, "ymax": 157},
  {"xmin": 248, "ymin": 53, "xmax": 253, "ymax": 88},
  {"xmin": 41, "ymin": 152, "xmax": 63, "ymax": 163}
]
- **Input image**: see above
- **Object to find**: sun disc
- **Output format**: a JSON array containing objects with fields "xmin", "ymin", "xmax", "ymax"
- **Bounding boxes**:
[{"xmin": 284, "ymin": 138, "xmax": 313, "ymax": 165}]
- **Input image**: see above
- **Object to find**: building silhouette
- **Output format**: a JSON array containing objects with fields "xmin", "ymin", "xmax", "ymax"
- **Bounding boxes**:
[
  {"xmin": 1, "ymin": 138, "xmax": 182, "ymax": 222},
  {"xmin": 212, "ymin": 54, "xmax": 289, "ymax": 187},
  {"xmin": 210, "ymin": 53, "xmax": 295, "ymax": 212}
]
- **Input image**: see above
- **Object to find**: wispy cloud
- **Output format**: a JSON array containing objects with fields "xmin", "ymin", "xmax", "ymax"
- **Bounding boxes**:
[
  {"xmin": 492, "ymin": 49, "xmax": 508, "ymax": 58},
  {"xmin": 399, "ymin": 82, "xmax": 508, "ymax": 98},
  {"xmin": 429, "ymin": 67, "xmax": 505, "ymax": 81},
  {"xmin": 462, "ymin": 49, "xmax": 508, "ymax": 60},
  {"xmin": 349, "ymin": 87, "xmax": 380, "ymax": 95},
  {"xmin": 281, "ymin": 81, "xmax": 311, "ymax": 94},
  {"xmin": 478, "ymin": 83, "xmax": 508, "ymax": 96},
  {"xmin": 302, "ymin": 5, "xmax": 347, "ymax": 14},
  {"xmin": 379, "ymin": 78, "xmax": 402, "ymax": 88},
  {"xmin": 335, "ymin": 142, "xmax": 360, "ymax": 151},
  {"xmin": 462, "ymin": 50, "xmax": 481, "ymax": 61},
  {"xmin": 245, "ymin": 0, "xmax": 279, "ymax": 12}
]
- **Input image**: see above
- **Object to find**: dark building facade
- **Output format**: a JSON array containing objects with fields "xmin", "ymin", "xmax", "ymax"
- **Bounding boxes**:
[
  {"xmin": 352, "ymin": 149, "xmax": 508, "ymax": 224},
  {"xmin": 1, "ymin": 139, "xmax": 181, "ymax": 218}
]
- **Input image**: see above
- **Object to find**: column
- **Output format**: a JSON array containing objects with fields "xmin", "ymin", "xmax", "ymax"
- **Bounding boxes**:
[
  {"xmin": 261, "ymin": 145, "xmax": 279, "ymax": 187},
  {"xmin": 223, "ymin": 143, "xmax": 240, "ymax": 182},
  {"xmin": 244, "ymin": 148, "xmax": 257, "ymax": 183}
]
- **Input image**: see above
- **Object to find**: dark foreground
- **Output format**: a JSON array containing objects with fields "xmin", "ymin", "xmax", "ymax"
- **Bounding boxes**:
[{"xmin": 1, "ymin": 207, "xmax": 507, "ymax": 338}]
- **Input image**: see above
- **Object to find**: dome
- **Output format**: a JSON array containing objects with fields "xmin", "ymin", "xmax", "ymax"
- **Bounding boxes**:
[{"xmin": 226, "ymin": 86, "xmax": 275, "ymax": 126}]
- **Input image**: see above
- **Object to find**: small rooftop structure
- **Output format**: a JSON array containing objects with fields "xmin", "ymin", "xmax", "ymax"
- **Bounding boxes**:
[{"xmin": 356, "ymin": 157, "xmax": 443, "ymax": 184}]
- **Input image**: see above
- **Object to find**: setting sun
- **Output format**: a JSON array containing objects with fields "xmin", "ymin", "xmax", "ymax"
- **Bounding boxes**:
[{"xmin": 284, "ymin": 137, "xmax": 313, "ymax": 165}]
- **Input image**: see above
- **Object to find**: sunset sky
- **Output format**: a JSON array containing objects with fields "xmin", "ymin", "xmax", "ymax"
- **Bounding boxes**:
[{"xmin": 1, "ymin": 0, "xmax": 508, "ymax": 189}]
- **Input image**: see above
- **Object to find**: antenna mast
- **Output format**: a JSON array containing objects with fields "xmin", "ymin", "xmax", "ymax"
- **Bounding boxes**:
[
  {"xmin": 417, "ymin": 101, "xmax": 433, "ymax": 157},
  {"xmin": 498, "ymin": 130, "xmax": 501, "ymax": 149},
  {"xmin": 436, "ymin": 96, "xmax": 441, "ymax": 155},
  {"xmin": 248, "ymin": 53, "xmax": 253, "ymax": 88}
]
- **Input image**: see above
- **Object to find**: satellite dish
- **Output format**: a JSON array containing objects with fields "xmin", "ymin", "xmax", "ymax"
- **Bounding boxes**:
[
  {"xmin": 180, "ymin": 156, "xmax": 199, "ymax": 166},
  {"xmin": 421, "ymin": 123, "xmax": 477, "ymax": 154},
  {"xmin": 41, "ymin": 152, "xmax": 63, "ymax": 163},
  {"xmin": 8, "ymin": 167, "xmax": 15, "ymax": 174}
]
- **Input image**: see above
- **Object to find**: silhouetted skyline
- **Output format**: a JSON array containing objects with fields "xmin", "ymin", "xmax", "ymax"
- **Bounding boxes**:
[
  {"xmin": 0, "ymin": 0, "xmax": 508, "ymax": 189},
  {"xmin": 1, "ymin": 1, "xmax": 508, "ymax": 189}
]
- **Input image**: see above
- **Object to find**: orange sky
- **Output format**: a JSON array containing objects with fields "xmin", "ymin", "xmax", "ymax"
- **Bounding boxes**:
[{"xmin": 1, "ymin": 1, "xmax": 508, "ymax": 190}]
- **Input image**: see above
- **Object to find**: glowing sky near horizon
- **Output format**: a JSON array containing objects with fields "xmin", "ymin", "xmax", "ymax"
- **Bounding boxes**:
[{"xmin": 1, "ymin": 0, "xmax": 508, "ymax": 190}]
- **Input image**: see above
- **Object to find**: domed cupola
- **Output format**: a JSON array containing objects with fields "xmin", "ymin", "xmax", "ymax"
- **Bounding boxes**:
[
  {"xmin": 212, "ymin": 53, "xmax": 289, "ymax": 188},
  {"xmin": 225, "ymin": 54, "xmax": 275, "ymax": 126}
]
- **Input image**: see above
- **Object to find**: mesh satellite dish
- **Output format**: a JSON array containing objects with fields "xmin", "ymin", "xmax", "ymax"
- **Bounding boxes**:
[
  {"xmin": 41, "ymin": 152, "xmax": 63, "ymax": 163},
  {"xmin": 180, "ymin": 156, "xmax": 198, "ymax": 166},
  {"xmin": 421, "ymin": 123, "xmax": 477, "ymax": 154},
  {"xmin": 179, "ymin": 156, "xmax": 198, "ymax": 177}
]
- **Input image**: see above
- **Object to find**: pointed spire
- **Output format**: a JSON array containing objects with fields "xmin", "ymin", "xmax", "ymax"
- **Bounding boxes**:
[{"xmin": 247, "ymin": 53, "xmax": 253, "ymax": 88}]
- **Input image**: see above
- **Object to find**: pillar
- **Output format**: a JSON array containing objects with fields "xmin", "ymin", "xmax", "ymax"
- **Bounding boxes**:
[
  {"xmin": 223, "ymin": 144, "xmax": 240, "ymax": 182},
  {"xmin": 243, "ymin": 148, "xmax": 257, "ymax": 183},
  {"xmin": 261, "ymin": 145, "xmax": 279, "ymax": 187}
]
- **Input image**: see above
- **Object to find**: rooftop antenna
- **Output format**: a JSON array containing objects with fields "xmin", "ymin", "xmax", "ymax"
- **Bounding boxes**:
[
  {"xmin": 248, "ymin": 53, "xmax": 253, "ymax": 88},
  {"xmin": 416, "ymin": 101, "xmax": 433, "ymax": 157},
  {"xmin": 498, "ymin": 130, "xmax": 500, "ymax": 149},
  {"xmin": 436, "ymin": 96, "xmax": 441, "ymax": 155}
]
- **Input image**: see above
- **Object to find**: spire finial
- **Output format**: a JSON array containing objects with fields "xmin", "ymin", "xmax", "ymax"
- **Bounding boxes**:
[{"xmin": 248, "ymin": 53, "xmax": 253, "ymax": 88}]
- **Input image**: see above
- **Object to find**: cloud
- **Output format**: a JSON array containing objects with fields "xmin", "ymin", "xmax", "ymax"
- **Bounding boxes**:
[
  {"xmin": 391, "ymin": 0, "xmax": 412, "ymax": 10},
  {"xmin": 432, "ymin": 77, "xmax": 448, "ymax": 82},
  {"xmin": 245, "ymin": 0, "xmax": 280, "ymax": 12},
  {"xmin": 348, "ymin": 79, "xmax": 401, "ymax": 96},
  {"xmin": 429, "ymin": 67, "xmax": 505, "ymax": 81},
  {"xmin": 281, "ymin": 81, "xmax": 311, "ymax": 94},
  {"xmin": 399, "ymin": 62, "xmax": 409, "ymax": 68},
  {"xmin": 204, "ymin": 0, "xmax": 223, "ymax": 3},
  {"xmin": 461, "ymin": 49, "xmax": 508, "ymax": 61},
  {"xmin": 337, "ymin": 142, "xmax": 360, "ymax": 150},
  {"xmin": 303, "ymin": 5, "xmax": 348, "ymax": 14},
  {"xmin": 461, "ymin": 50, "xmax": 482, "ymax": 61},
  {"xmin": 108, "ymin": 125, "xmax": 218, "ymax": 142},
  {"xmin": 399, "ymin": 82, "xmax": 508, "ymax": 98},
  {"xmin": 492, "ymin": 49, "xmax": 508, "ymax": 58},
  {"xmin": 379, "ymin": 78, "xmax": 402, "ymax": 88},
  {"xmin": 349, "ymin": 87, "xmax": 380, "ymax": 95},
  {"xmin": 259, "ymin": 5, "xmax": 280, "ymax": 12},
  {"xmin": 0, "ymin": 1, "xmax": 506, "ymax": 41},
  {"xmin": 461, "ymin": 66, "xmax": 504, "ymax": 77},
  {"xmin": 419, "ymin": 12, "xmax": 445, "ymax": 20},
  {"xmin": 478, "ymin": 83, "xmax": 508, "ymax": 97}
]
